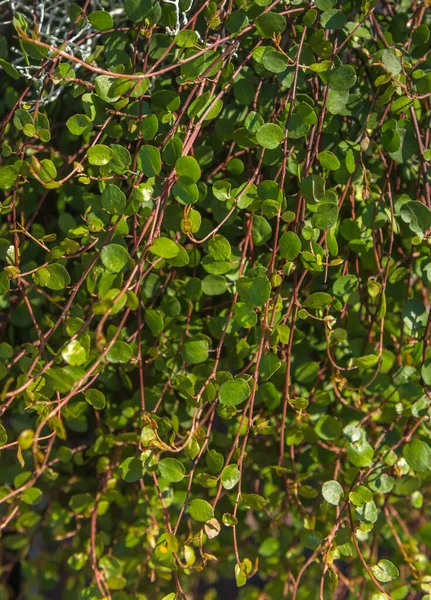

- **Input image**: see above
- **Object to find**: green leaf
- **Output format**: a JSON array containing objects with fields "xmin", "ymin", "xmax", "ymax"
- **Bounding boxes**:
[
  {"xmin": 403, "ymin": 439, "xmax": 431, "ymax": 473},
  {"xmin": 150, "ymin": 237, "xmax": 179, "ymax": 259},
  {"xmin": 422, "ymin": 359, "xmax": 431, "ymax": 385},
  {"xmin": 256, "ymin": 123, "xmax": 284, "ymax": 149},
  {"xmin": 347, "ymin": 440, "xmax": 374, "ymax": 467},
  {"xmin": 312, "ymin": 203, "xmax": 338, "ymax": 229},
  {"xmin": 349, "ymin": 485, "xmax": 373, "ymax": 506},
  {"xmin": 241, "ymin": 493, "xmax": 266, "ymax": 509},
  {"xmin": 181, "ymin": 339, "xmax": 209, "ymax": 365},
  {"xmin": 403, "ymin": 299, "xmax": 428, "ymax": 333},
  {"xmin": 87, "ymin": 144, "xmax": 113, "ymax": 166},
  {"xmin": 371, "ymin": 559, "xmax": 399, "ymax": 583},
  {"xmin": 22, "ymin": 487, "xmax": 43, "ymax": 505},
  {"xmin": 62, "ymin": 340, "xmax": 87, "ymax": 366},
  {"xmin": 262, "ymin": 49, "xmax": 289, "ymax": 73},
  {"xmin": 327, "ymin": 89, "xmax": 349, "ymax": 115},
  {"xmin": 354, "ymin": 355, "xmax": 379, "ymax": 369},
  {"xmin": 249, "ymin": 275, "xmax": 271, "ymax": 307},
  {"xmin": 259, "ymin": 353, "xmax": 281, "ymax": 380},
  {"xmin": 208, "ymin": 235, "xmax": 231, "ymax": 260},
  {"xmin": 70, "ymin": 493, "xmax": 94, "ymax": 514},
  {"xmin": 302, "ymin": 292, "xmax": 332, "ymax": 309},
  {"xmin": 0, "ymin": 165, "xmax": 18, "ymax": 190},
  {"xmin": 321, "ymin": 9, "xmax": 346, "ymax": 30},
  {"xmin": 0, "ymin": 424, "xmax": 7, "ymax": 446},
  {"xmin": 107, "ymin": 341, "xmax": 133, "ymax": 364},
  {"xmin": 101, "ymin": 244, "xmax": 130, "ymax": 273},
  {"xmin": 120, "ymin": 457, "xmax": 143, "ymax": 482},
  {"xmin": 84, "ymin": 389, "xmax": 106, "ymax": 410},
  {"xmin": 235, "ymin": 558, "xmax": 252, "ymax": 587},
  {"xmin": 206, "ymin": 450, "xmax": 224, "ymax": 474},
  {"xmin": 381, "ymin": 128, "xmax": 401, "ymax": 152},
  {"xmin": 315, "ymin": 415, "xmax": 342, "ymax": 440},
  {"xmin": 175, "ymin": 30, "xmax": 198, "ymax": 48},
  {"xmin": 382, "ymin": 48, "xmax": 402, "ymax": 75},
  {"xmin": 110, "ymin": 144, "xmax": 132, "ymax": 173},
  {"xmin": 0, "ymin": 59, "xmax": 20, "ymax": 80},
  {"xmin": 144, "ymin": 309, "xmax": 163, "ymax": 336},
  {"xmin": 189, "ymin": 498, "xmax": 214, "ymax": 522},
  {"xmin": 137, "ymin": 145, "xmax": 162, "ymax": 177},
  {"xmin": 318, "ymin": 151, "xmax": 340, "ymax": 170},
  {"xmin": 175, "ymin": 156, "xmax": 201, "ymax": 184},
  {"xmin": 101, "ymin": 184, "xmax": 126, "ymax": 214},
  {"xmin": 400, "ymin": 200, "xmax": 431, "ymax": 236},
  {"xmin": 202, "ymin": 275, "xmax": 227, "ymax": 296},
  {"xmin": 300, "ymin": 174, "xmax": 325, "ymax": 204},
  {"xmin": 219, "ymin": 378, "xmax": 250, "ymax": 406},
  {"xmin": 328, "ymin": 65, "xmax": 357, "ymax": 91},
  {"xmin": 34, "ymin": 263, "xmax": 71, "ymax": 290},
  {"xmin": 172, "ymin": 181, "xmax": 199, "ymax": 205},
  {"xmin": 279, "ymin": 231, "xmax": 301, "ymax": 260},
  {"xmin": 158, "ymin": 458, "xmax": 186, "ymax": 483},
  {"xmin": 255, "ymin": 12, "xmax": 287, "ymax": 37},
  {"xmin": 322, "ymin": 480, "xmax": 344, "ymax": 505},
  {"xmin": 315, "ymin": 0, "xmax": 336, "ymax": 9},
  {"xmin": 88, "ymin": 10, "xmax": 114, "ymax": 31},
  {"xmin": 221, "ymin": 464, "xmax": 241, "ymax": 490},
  {"xmin": 124, "ymin": 0, "xmax": 157, "ymax": 22},
  {"xmin": 140, "ymin": 114, "xmax": 158, "ymax": 140},
  {"xmin": 66, "ymin": 114, "xmax": 93, "ymax": 136}
]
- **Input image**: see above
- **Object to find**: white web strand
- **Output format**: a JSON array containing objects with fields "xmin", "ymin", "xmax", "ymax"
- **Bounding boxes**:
[{"xmin": 5, "ymin": 0, "xmax": 124, "ymax": 105}]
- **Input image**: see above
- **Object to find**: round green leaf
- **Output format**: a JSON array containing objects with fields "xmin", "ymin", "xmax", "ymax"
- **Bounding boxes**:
[
  {"xmin": 106, "ymin": 341, "xmax": 133, "ymax": 364},
  {"xmin": 221, "ymin": 464, "xmax": 241, "ymax": 490},
  {"xmin": 279, "ymin": 231, "xmax": 301, "ymax": 260},
  {"xmin": 150, "ymin": 238, "xmax": 179, "ymax": 259},
  {"xmin": 62, "ymin": 340, "xmax": 87, "ymax": 366},
  {"xmin": 318, "ymin": 151, "xmax": 340, "ymax": 170},
  {"xmin": 321, "ymin": 9, "xmax": 346, "ymax": 30},
  {"xmin": 255, "ymin": 12, "xmax": 287, "ymax": 37},
  {"xmin": 137, "ymin": 145, "xmax": 162, "ymax": 177},
  {"xmin": 371, "ymin": 559, "xmax": 399, "ymax": 583},
  {"xmin": 87, "ymin": 144, "xmax": 113, "ymax": 166},
  {"xmin": 262, "ymin": 49, "xmax": 289, "ymax": 73},
  {"xmin": 35, "ymin": 264, "xmax": 71, "ymax": 291},
  {"xmin": 88, "ymin": 10, "xmax": 114, "ymax": 31},
  {"xmin": 202, "ymin": 275, "xmax": 227, "ymax": 296},
  {"xmin": 189, "ymin": 498, "xmax": 214, "ymax": 522},
  {"xmin": 159, "ymin": 458, "xmax": 186, "ymax": 483},
  {"xmin": 219, "ymin": 379, "xmax": 250, "ymax": 406},
  {"xmin": 181, "ymin": 339, "xmax": 209, "ymax": 365},
  {"xmin": 101, "ymin": 184, "xmax": 126, "ymax": 214},
  {"xmin": 249, "ymin": 275, "xmax": 271, "ymax": 307},
  {"xmin": 256, "ymin": 123, "xmax": 284, "ymax": 149},
  {"xmin": 101, "ymin": 244, "xmax": 130, "ymax": 273},
  {"xmin": 66, "ymin": 114, "xmax": 93, "ymax": 136},
  {"xmin": 328, "ymin": 65, "xmax": 357, "ymax": 91},
  {"xmin": 175, "ymin": 156, "xmax": 201, "ymax": 184},
  {"xmin": 311, "ymin": 203, "xmax": 338, "ymax": 230},
  {"xmin": 172, "ymin": 181, "xmax": 199, "ymax": 205},
  {"xmin": 403, "ymin": 439, "xmax": 431, "ymax": 473},
  {"xmin": 302, "ymin": 292, "xmax": 332, "ymax": 309},
  {"xmin": 84, "ymin": 389, "xmax": 106, "ymax": 410},
  {"xmin": 322, "ymin": 480, "xmax": 344, "ymax": 505}
]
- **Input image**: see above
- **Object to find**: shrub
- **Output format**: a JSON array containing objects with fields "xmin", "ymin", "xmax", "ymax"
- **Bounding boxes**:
[{"xmin": 1, "ymin": 0, "xmax": 431, "ymax": 598}]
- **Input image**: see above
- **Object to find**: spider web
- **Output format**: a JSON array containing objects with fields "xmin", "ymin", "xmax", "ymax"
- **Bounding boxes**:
[{"xmin": 2, "ymin": 0, "xmax": 125, "ymax": 105}]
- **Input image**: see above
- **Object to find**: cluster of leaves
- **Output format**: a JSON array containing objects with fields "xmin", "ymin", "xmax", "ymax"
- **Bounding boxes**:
[{"xmin": 1, "ymin": 0, "xmax": 431, "ymax": 598}]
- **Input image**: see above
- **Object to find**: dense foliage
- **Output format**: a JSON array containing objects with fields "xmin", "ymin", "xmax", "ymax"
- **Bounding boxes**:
[{"xmin": 1, "ymin": 0, "xmax": 431, "ymax": 598}]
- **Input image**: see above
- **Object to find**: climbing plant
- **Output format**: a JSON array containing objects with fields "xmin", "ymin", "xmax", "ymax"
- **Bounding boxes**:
[{"xmin": 1, "ymin": 0, "xmax": 431, "ymax": 598}]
